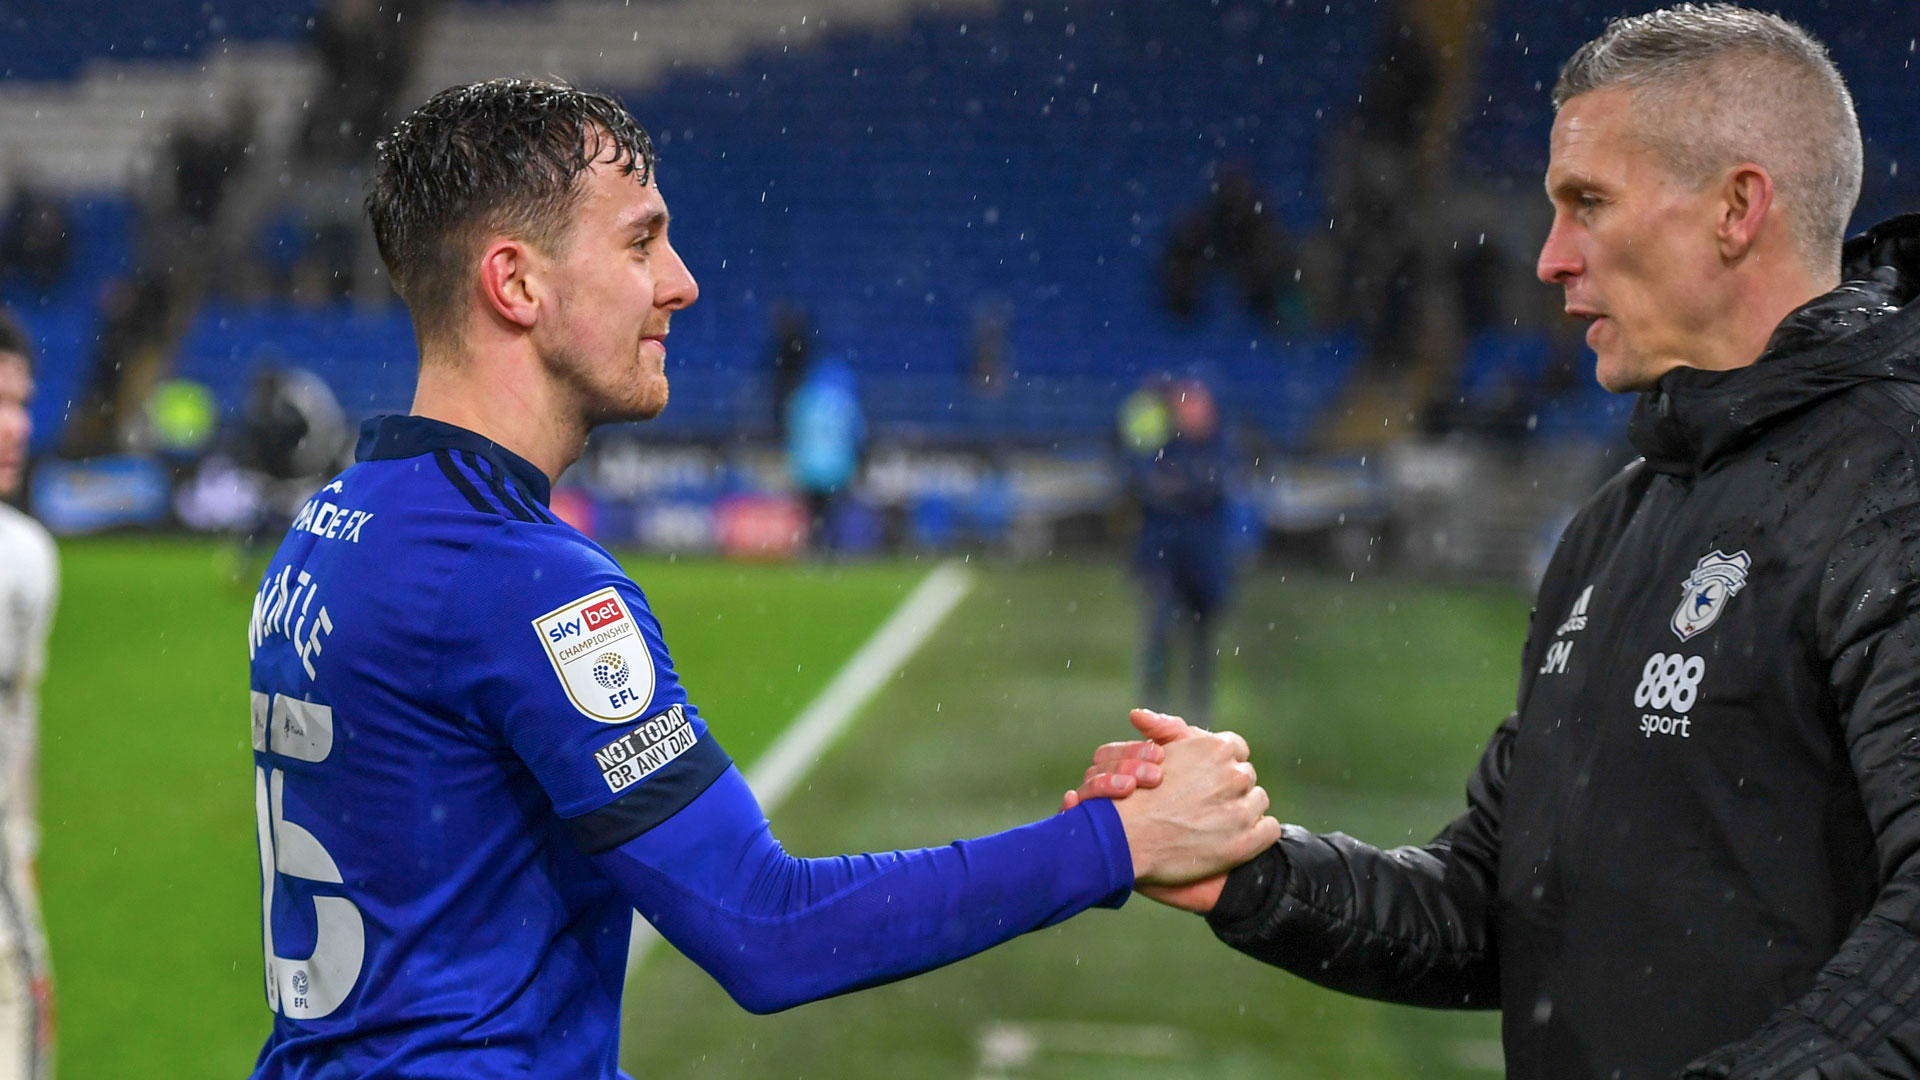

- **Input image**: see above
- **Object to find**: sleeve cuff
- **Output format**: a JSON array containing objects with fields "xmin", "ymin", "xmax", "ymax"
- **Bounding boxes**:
[
  {"xmin": 1205, "ymin": 840, "xmax": 1287, "ymax": 929},
  {"xmin": 1075, "ymin": 798, "xmax": 1135, "ymax": 908}
]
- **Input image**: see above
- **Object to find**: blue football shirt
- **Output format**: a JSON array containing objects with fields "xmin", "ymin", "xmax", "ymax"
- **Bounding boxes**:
[{"xmin": 246, "ymin": 416, "xmax": 1132, "ymax": 1079}]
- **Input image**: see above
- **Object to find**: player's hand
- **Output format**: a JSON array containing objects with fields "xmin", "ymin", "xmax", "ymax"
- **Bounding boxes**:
[
  {"xmin": 1059, "ymin": 709, "xmax": 1201, "ymax": 812},
  {"xmin": 1111, "ymin": 728, "xmax": 1280, "ymax": 892},
  {"xmin": 1138, "ymin": 877, "xmax": 1229, "ymax": 913}
]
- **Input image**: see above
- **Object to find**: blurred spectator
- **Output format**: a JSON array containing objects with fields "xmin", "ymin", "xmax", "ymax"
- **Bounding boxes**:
[
  {"xmin": 228, "ymin": 365, "xmax": 350, "ymax": 564},
  {"xmin": 66, "ymin": 95, "xmax": 262, "ymax": 456},
  {"xmin": 969, "ymin": 295, "xmax": 1012, "ymax": 399},
  {"xmin": 1420, "ymin": 372, "xmax": 1535, "ymax": 452},
  {"xmin": 1324, "ymin": 1, "xmax": 1440, "ymax": 370},
  {"xmin": 0, "ymin": 185, "xmax": 70, "ymax": 295},
  {"xmin": 142, "ymin": 378, "xmax": 218, "ymax": 458},
  {"xmin": 785, "ymin": 356, "xmax": 865, "ymax": 552},
  {"xmin": 1117, "ymin": 383, "xmax": 1172, "ymax": 456},
  {"xmin": 1455, "ymin": 237, "xmax": 1509, "ymax": 340},
  {"xmin": 768, "ymin": 303, "xmax": 811, "ymax": 436},
  {"xmin": 167, "ymin": 100, "xmax": 255, "ymax": 238},
  {"xmin": 1125, "ymin": 379, "xmax": 1237, "ymax": 726},
  {"xmin": 272, "ymin": 0, "xmax": 434, "ymax": 305},
  {"xmin": 234, "ymin": 366, "xmax": 350, "ymax": 485},
  {"xmin": 1158, "ymin": 162, "xmax": 1300, "ymax": 328},
  {"xmin": 59, "ymin": 274, "xmax": 179, "ymax": 457},
  {"xmin": 303, "ymin": 0, "xmax": 431, "ymax": 165}
]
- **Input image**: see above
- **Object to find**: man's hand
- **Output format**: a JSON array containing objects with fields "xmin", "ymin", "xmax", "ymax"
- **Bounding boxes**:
[
  {"xmin": 1108, "ymin": 726, "xmax": 1281, "ymax": 897},
  {"xmin": 1059, "ymin": 708, "xmax": 1197, "ymax": 812},
  {"xmin": 1063, "ymin": 709, "xmax": 1248, "ymax": 913}
]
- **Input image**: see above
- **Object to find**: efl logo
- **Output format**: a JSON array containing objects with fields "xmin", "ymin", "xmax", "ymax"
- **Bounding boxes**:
[
  {"xmin": 532, "ymin": 587, "xmax": 655, "ymax": 723},
  {"xmin": 583, "ymin": 597, "xmax": 626, "ymax": 632}
]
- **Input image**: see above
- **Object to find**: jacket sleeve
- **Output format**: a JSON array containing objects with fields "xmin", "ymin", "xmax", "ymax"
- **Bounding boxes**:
[
  {"xmin": 1681, "ymin": 504, "xmax": 1920, "ymax": 1079},
  {"xmin": 1200, "ymin": 711, "xmax": 1511, "ymax": 1010}
]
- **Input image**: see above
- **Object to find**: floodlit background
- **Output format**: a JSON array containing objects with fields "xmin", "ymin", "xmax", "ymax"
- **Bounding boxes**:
[{"xmin": 7, "ymin": 0, "xmax": 1919, "ymax": 1076}]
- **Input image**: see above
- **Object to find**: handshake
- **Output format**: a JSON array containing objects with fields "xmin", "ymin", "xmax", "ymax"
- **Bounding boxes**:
[{"xmin": 1064, "ymin": 709, "xmax": 1282, "ymax": 914}]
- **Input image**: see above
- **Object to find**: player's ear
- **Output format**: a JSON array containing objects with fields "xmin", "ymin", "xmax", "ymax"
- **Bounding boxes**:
[{"xmin": 477, "ymin": 237, "xmax": 540, "ymax": 331}]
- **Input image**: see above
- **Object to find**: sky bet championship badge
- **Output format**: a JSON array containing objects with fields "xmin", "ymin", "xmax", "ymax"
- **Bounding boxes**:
[
  {"xmin": 1671, "ymin": 550, "xmax": 1751, "ymax": 642},
  {"xmin": 533, "ymin": 588, "xmax": 656, "ymax": 722}
]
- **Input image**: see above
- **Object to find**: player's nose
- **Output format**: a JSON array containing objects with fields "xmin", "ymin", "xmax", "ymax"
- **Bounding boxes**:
[{"xmin": 657, "ymin": 242, "xmax": 698, "ymax": 312}]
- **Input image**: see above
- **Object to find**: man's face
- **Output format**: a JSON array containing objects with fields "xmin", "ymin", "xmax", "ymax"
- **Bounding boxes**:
[
  {"xmin": 1537, "ymin": 88, "xmax": 1730, "ymax": 392},
  {"xmin": 534, "ymin": 155, "xmax": 699, "ymax": 425},
  {"xmin": 0, "ymin": 354, "xmax": 30, "ymax": 498}
]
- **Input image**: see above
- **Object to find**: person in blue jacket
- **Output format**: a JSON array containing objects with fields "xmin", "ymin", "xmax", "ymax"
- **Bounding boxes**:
[
  {"xmin": 1126, "ymin": 378, "xmax": 1237, "ymax": 726},
  {"xmin": 785, "ymin": 354, "xmax": 864, "ymax": 550},
  {"xmin": 242, "ymin": 79, "xmax": 1280, "ymax": 1079}
]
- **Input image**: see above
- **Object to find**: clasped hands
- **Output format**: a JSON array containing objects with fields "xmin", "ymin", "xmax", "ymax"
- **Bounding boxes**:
[{"xmin": 1067, "ymin": 708, "xmax": 1279, "ymax": 914}]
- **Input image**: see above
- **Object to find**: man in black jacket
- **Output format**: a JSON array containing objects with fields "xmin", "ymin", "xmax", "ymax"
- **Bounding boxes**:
[{"xmin": 1070, "ymin": 6, "xmax": 1920, "ymax": 1077}]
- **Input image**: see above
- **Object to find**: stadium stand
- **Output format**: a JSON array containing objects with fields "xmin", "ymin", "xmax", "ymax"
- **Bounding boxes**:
[{"xmin": 11, "ymin": 0, "xmax": 1919, "ymax": 458}]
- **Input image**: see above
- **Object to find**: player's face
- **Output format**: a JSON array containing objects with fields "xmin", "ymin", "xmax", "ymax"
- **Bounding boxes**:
[
  {"xmin": 0, "ymin": 353, "xmax": 30, "ymax": 498},
  {"xmin": 1537, "ymin": 88, "xmax": 1730, "ymax": 393},
  {"xmin": 536, "ymin": 154, "xmax": 698, "ymax": 425}
]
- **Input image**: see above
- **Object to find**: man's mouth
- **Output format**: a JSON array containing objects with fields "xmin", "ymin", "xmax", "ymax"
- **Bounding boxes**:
[{"xmin": 1565, "ymin": 305, "xmax": 1606, "ymax": 344}]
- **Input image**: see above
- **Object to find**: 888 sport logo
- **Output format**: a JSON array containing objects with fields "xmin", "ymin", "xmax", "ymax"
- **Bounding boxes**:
[{"xmin": 1633, "ymin": 652, "xmax": 1705, "ymax": 739}]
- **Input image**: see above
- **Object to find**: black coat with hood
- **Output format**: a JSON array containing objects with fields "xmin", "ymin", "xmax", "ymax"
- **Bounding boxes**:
[{"xmin": 1206, "ymin": 216, "xmax": 1920, "ymax": 1079}]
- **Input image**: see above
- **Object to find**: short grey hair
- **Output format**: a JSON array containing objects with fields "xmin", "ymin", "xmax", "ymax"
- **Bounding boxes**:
[{"xmin": 1553, "ymin": 3, "xmax": 1862, "ymax": 272}]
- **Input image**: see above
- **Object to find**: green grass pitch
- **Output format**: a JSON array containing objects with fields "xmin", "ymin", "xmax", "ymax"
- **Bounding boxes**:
[{"xmin": 39, "ymin": 538, "xmax": 1525, "ymax": 1077}]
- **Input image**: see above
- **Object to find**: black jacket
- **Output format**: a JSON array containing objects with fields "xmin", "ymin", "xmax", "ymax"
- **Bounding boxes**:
[{"xmin": 1207, "ymin": 215, "xmax": 1920, "ymax": 1079}]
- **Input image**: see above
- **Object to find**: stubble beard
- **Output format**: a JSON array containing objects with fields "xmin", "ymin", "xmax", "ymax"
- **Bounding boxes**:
[
  {"xmin": 549, "ymin": 338, "xmax": 669, "ymax": 431},
  {"xmin": 608, "ymin": 339, "xmax": 669, "ymax": 423}
]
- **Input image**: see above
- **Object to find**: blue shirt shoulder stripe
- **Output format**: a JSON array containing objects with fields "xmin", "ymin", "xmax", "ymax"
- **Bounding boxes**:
[
  {"xmin": 360, "ymin": 414, "xmax": 555, "ymax": 507},
  {"xmin": 433, "ymin": 448, "xmax": 503, "ymax": 517},
  {"xmin": 458, "ymin": 449, "xmax": 549, "ymax": 525}
]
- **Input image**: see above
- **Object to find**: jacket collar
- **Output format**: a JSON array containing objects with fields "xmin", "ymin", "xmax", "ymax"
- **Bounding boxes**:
[
  {"xmin": 1629, "ymin": 214, "xmax": 1920, "ymax": 478},
  {"xmin": 355, "ymin": 414, "xmax": 553, "ymax": 506}
]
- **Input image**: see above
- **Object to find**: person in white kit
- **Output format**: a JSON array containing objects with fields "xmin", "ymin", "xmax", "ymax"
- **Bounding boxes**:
[{"xmin": 0, "ymin": 312, "xmax": 55, "ymax": 1080}]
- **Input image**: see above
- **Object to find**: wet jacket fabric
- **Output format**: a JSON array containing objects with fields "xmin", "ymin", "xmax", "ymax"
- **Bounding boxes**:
[{"xmin": 1206, "ymin": 215, "xmax": 1920, "ymax": 1079}]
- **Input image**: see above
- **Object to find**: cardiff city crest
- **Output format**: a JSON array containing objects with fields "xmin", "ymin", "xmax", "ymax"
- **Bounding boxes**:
[{"xmin": 1671, "ymin": 549, "xmax": 1751, "ymax": 642}]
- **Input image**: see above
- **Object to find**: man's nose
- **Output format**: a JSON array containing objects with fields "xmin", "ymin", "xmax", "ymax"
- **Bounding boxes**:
[
  {"xmin": 658, "ymin": 245, "xmax": 699, "ymax": 311},
  {"xmin": 1537, "ymin": 215, "xmax": 1583, "ymax": 285}
]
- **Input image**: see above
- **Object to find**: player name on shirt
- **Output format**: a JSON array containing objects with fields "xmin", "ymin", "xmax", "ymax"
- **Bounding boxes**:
[{"xmin": 249, "ymin": 567, "xmax": 336, "ymax": 680}]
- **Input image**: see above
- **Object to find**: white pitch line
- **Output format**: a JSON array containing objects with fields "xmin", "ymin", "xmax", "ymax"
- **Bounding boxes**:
[{"xmin": 625, "ymin": 559, "xmax": 976, "ymax": 976}]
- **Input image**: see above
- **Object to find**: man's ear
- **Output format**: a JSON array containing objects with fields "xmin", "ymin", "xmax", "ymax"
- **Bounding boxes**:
[
  {"xmin": 477, "ymin": 238, "xmax": 540, "ymax": 330},
  {"xmin": 1717, "ymin": 163, "xmax": 1775, "ymax": 262}
]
